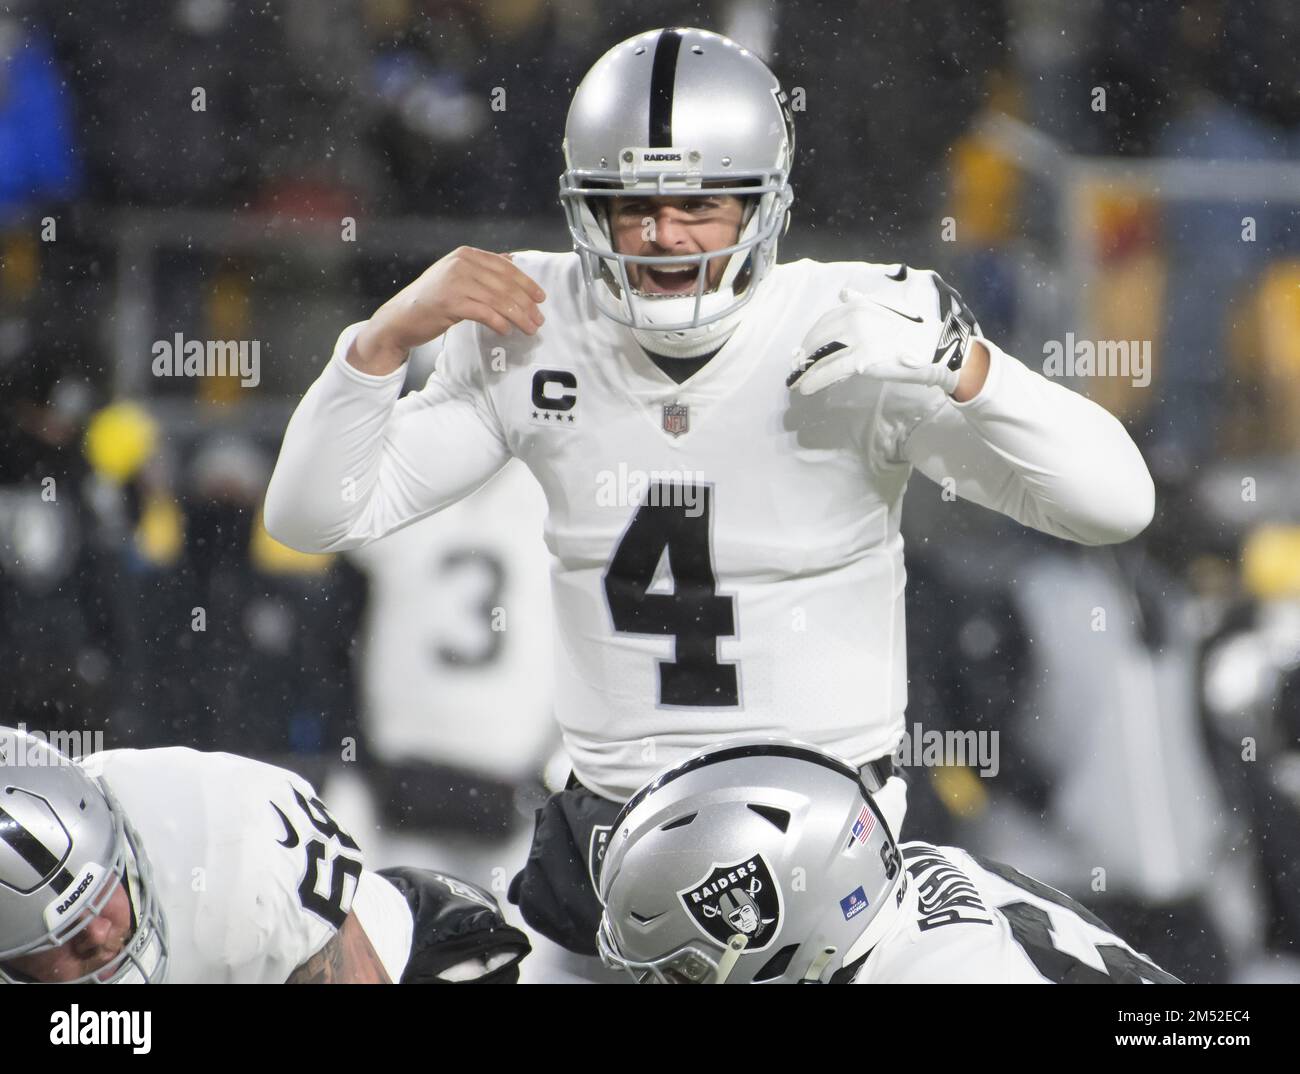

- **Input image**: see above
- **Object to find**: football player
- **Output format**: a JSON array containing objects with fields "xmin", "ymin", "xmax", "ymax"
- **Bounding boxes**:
[
  {"xmin": 264, "ymin": 28, "xmax": 1154, "ymax": 955},
  {"xmin": 0, "ymin": 727, "xmax": 529, "ymax": 983},
  {"xmin": 597, "ymin": 741, "xmax": 1181, "ymax": 984}
]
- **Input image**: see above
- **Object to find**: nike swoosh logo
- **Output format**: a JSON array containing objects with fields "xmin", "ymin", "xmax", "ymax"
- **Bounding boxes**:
[
  {"xmin": 886, "ymin": 265, "xmax": 908, "ymax": 281},
  {"xmin": 271, "ymin": 803, "xmax": 300, "ymax": 848},
  {"xmin": 876, "ymin": 303, "xmax": 924, "ymax": 323}
]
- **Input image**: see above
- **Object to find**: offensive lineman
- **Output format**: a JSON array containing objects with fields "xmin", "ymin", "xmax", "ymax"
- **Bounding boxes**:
[
  {"xmin": 264, "ymin": 28, "xmax": 1155, "ymax": 956},
  {"xmin": 0, "ymin": 727, "xmax": 529, "ymax": 983},
  {"xmin": 597, "ymin": 742, "xmax": 1181, "ymax": 984}
]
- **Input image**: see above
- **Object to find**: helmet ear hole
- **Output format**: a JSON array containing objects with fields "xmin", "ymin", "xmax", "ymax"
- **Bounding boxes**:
[
  {"xmin": 746, "ymin": 803, "xmax": 790, "ymax": 832},
  {"xmin": 753, "ymin": 943, "xmax": 799, "ymax": 982}
]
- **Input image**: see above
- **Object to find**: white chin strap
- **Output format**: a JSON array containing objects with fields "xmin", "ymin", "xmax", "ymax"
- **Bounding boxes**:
[
  {"xmin": 713, "ymin": 933, "xmax": 749, "ymax": 983},
  {"xmin": 630, "ymin": 294, "xmax": 748, "ymax": 359}
]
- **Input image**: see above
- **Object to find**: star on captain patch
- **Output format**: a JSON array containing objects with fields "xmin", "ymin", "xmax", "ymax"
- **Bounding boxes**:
[{"xmin": 662, "ymin": 402, "xmax": 689, "ymax": 438}]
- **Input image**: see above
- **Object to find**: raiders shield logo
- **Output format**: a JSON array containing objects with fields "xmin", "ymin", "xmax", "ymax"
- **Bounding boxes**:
[
  {"xmin": 662, "ymin": 403, "xmax": 689, "ymax": 438},
  {"xmin": 677, "ymin": 853, "xmax": 783, "ymax": 952}
]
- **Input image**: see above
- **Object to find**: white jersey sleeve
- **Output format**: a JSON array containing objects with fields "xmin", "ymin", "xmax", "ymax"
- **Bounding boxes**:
[
  {"xmin": 856, "ymin": 843, "xmax": 1178, "ymax": 984},
  {"xmin": 351, "ymin": 870, "xmax": 415, "ymax": 984},
  {"xmin": 264, "ymin": 316, "xmax": 510, "ymax": 553},
  {"xmin": 864, "ymin": 267, "xmax": 1154, "ymax": 546},
  {"xmin": 87, "ymin": 748, "xmax": 408, "ymax": 984}
]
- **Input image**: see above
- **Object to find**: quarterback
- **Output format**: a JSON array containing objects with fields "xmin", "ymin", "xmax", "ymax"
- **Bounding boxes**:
[
  {"xmin": 0, "ymin": 728, "xmax": 529, "ymax": 983},
  {"xmin": 264, "ymin": 29, "xmax": 1154, "ymax": 953}
]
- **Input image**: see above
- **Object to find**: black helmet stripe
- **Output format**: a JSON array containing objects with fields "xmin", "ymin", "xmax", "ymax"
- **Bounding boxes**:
[
  {"xmin": 648, "ymin": 28, "xmax": 683, "ymax": 147},
  {"xmin": 0, "ymin": 804, "xmax": 75, "ymax": 894}
]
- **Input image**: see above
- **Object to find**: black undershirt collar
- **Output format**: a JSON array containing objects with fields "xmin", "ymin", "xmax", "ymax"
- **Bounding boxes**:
[{"xmin": 642, "ymin": 346, "xmax": 722, "ymax": 384}]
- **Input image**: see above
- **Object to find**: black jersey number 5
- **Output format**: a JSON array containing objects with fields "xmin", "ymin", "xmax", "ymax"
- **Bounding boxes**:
[
  {"xmin": 604, "ymin": 482, "xmax": 739, "ymax": 707},
  {"xmin": 285, "ymin": 789, "xmax": 363, "ymax": 929}
]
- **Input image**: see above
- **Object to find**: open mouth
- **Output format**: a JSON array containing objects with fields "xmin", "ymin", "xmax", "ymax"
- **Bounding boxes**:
[{"xmin": 639, "ymin": 264, "xmax": 703, "ymax": 296}]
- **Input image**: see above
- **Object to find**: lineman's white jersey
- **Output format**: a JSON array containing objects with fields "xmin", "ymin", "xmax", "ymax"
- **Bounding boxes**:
[
  {"xmin": 347, "ymin": 458, "xmax": 555, "ymax": 781},
  {"xmin": 266, "ymin": 251, "xmax": 1154, "ymax": 800},
  {"xmin": 855, "ymin": 843, "xmax": 1179, "ymax": 984},
  {"xmin": 81, "ymin": 748, "xmax": 412, "ymax": 984}
]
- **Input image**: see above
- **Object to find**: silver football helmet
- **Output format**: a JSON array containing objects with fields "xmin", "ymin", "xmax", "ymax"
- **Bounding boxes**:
[
  {"xmin": 597, "ymin": 741, "xmax": 905, "ymax": 984},
  {"xmin": 560, "ymin": 27, "xmax": 795, "ymax": 358},
  {"xmin": 0, "ymin": 729, "xmax": 168, "ymax": 983}
]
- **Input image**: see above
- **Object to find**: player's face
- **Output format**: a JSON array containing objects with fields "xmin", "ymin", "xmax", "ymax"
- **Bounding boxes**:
[
  {"xmin": 4, "ymin": 878, "xmax": 133, "ymax": 982},
  {"xmin": 610, "ymin": 194, "xmax": 745, "ymax": 296}
]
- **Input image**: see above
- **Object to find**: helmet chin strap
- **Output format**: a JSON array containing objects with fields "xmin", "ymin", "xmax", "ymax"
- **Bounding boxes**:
[
  {"xmin": 713, "ymin": 933, "xmax": 749, "ymax": 983},
  {"xmin": 801, "ymin": 945, "xmax": 838, "ymax": 983},
  {"xmin": 631, "ymin": 311, "xmax": 743, "ymax": 359}
]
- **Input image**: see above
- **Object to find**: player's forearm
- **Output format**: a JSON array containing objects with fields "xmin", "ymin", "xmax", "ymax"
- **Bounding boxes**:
[
  {"xmin": 264, "ymin": 322, "xmax": 407, "ymax": 553},
  {"xmin": 286, "ymin": 911, "xmax": 392, "ymax": 984},
  {"xmin": 347, "ymin": 318, "xmax": 413, "ymax": 377},
  {"xmin": 910, "ymin": 340, "xmax": 1155, "ymax": 544},
  {"xmin": 949, "ymin": 339, "xmax": 991, "ymax": 402}
]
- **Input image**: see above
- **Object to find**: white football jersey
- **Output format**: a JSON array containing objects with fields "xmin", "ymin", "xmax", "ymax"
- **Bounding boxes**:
[
  {"xmin": 81, "ymin": 748, "xmax": 412, "ymax": 984},
  {"xmin": 266, "ymin": 251, "xmax": 1154, "ymax": 800},
  {"xmin": 855, "ymin": 842, "xmax": 1178, "ymax": 984},
  {"xmin": 347, "ymin": 458, "xmax": 555, "ymax": 781}
]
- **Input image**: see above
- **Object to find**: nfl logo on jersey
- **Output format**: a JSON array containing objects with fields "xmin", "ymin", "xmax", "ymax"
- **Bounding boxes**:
[{"xmin": 662, "ymin": 403, "xmax": 689, "ymax": 438}]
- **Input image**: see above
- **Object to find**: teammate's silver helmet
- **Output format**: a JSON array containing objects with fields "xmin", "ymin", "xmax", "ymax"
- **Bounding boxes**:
[
  {"xmin": 597, "ymin": 742, "xmax": 905, "ymax": 984},
  {"xmin": 0, "ymin": 729, "xmax": 168, "ymax": 983},
  {"xmin": 560, "ymin": 27, "xmax": 795, "ymax": 358}
]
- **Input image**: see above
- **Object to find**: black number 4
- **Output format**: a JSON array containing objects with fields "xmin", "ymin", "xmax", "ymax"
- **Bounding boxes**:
[{"xmin": 604, "ymin": 483, "xmax": 739, "ymax": 707}]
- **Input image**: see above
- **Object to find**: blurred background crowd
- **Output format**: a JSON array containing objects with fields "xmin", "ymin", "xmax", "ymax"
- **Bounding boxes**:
[{"xmin": 3, "ymin": 0, "xmax": 1300, "ymax": 983}]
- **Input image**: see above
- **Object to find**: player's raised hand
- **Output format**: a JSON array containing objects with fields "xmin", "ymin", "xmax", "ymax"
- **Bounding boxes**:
[
  {"xmin": 350, "ymin": 247, "xmax": 546, "ymax": 374},
  {"xmin": 786, "ymin": 287, "xmax": 973, "ymax": 397}
]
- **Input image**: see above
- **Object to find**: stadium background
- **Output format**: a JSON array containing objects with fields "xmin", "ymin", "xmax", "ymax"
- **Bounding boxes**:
[{"xmin": 2, "ymin": 0, "xmax": 1299, "ymax": 982}]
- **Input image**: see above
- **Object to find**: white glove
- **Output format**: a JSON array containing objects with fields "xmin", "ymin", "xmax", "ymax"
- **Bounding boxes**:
[{"xmin": 786, "ymin": 286, "xmax": 975, "ymax": 397}]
